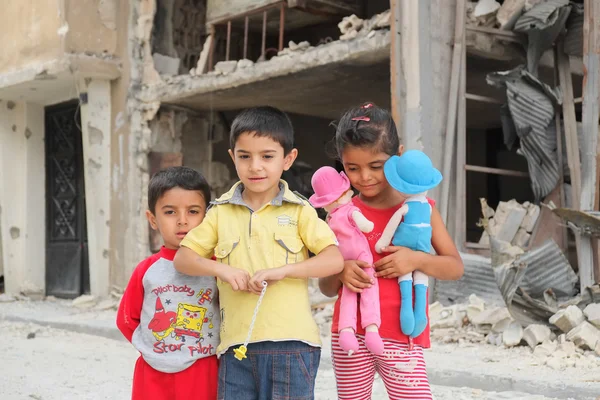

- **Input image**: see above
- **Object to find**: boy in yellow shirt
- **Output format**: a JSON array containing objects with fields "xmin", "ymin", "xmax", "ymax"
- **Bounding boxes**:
[{"xmin": 174, "ymin": 106, "xmax": 344, "ymax": 399}]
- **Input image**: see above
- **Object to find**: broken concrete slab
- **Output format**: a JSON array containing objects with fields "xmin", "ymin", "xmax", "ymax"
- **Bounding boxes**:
[
  {"xmin": 523, "ymin": 324, "xmax": 552, "ymax": 349},
  {"xmin": 583, "ymin": 303, "xmax": 600, "ymax": 329},
  {"xmin": 0, "ymin": 293, "xmax": 17, "ymax": 303},
  {"xmin": 549, "ymin": 305, "xmax": 586, "ymax": 333},
  {"xmin": 491, "ymin": 316, "xmax": 514, "ymax": 333},
  {"xmin": 521, "ymin": 204, "xmax": 540, "ymax": 232},
  {"xmin": 473, "ymin": 0, "xmax": 501, "ymax": 18},
  {"xmin": 338, "ymin": 14, "xmax": 363, "ymax": 35},
  {"xmin": 431, "ymin": 305, "xmax": 467, "ymax": 329},
  {"xmin": 72, "ymin": 294, "xmax": 97, "ymax": 309},
  {"xmin": 237, "ymin": 59, "xmax": 254, "ymax": 69},
  {"xmin": 556, "ymin": 340, "xmax": 577, "ymax": 357},
  {"xmin": 502, "ymin": 321, "xmax": 524, "ymax": 347},
  {"xmin": 214, "ymin": 60, "xmax": 237, "ymax": 75},
  {"xmin": 566, "ymin": 321, "xmax": 600, "ymax": 350},
  {"xmin": 496, "ymin": 0, "xmax": 526, "ymax": 30},
  {"xmin": 494, "ymin": 200, "xmax": 527, "ymax": 243},
  {"xmin": 511, "ymin": 227, "xmax": 531, "ymax": 248},
  {"xmin": 532, "ymin": 340, "xmax": 557, "ymax": 359}
]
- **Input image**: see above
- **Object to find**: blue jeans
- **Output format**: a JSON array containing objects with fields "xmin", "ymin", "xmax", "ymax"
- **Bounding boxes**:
[{"xmin": 217, "ymin": 340, "xmax": 321, "ymax": 400}]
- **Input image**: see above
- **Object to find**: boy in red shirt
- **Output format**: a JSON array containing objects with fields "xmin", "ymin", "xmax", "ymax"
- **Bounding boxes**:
[{"xmin": 117, "ymin": 166, "xmax": 219, "ymax": 400}]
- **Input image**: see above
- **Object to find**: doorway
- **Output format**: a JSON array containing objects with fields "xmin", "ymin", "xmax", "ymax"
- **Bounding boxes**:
[{"xmin": 45, "ymin": 102, "xmax": 90, "ymax": 298}]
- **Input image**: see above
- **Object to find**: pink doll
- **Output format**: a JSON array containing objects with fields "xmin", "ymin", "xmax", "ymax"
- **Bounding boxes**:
[
  {"xmin": 375, "ymin": 150, "xmax": 442, "ymax": 338},
  {"xmin": 310, "ymin": 166, "xmax": 384, "ymax": 356}
]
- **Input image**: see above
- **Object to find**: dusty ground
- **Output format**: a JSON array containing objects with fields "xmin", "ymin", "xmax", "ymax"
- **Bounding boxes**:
[{"xmin": 0, "ymin": 321, "xmax": 591, "ymax": 400}]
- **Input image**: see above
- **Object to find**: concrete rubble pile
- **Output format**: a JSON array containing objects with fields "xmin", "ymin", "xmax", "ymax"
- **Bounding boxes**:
[
  {"xmin": 466, "ymin": 0, "xmax": 567, "ymax": 30},
  {"xmin": 429, "ymin": 294, "xmax": 600, "ymax": 370},
  {"xmin": 479, "ymin": 198, "xmax": 540, "ymax": 249},
  {"xmin": 197, "ymin": 9, "xmax": 391, "ymax": 77}
]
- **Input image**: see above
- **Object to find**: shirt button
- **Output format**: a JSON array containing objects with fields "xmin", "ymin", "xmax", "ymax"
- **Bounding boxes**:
[{"xmin": 220, "ymin": 250, "xmax": 226, "ymax": 255}]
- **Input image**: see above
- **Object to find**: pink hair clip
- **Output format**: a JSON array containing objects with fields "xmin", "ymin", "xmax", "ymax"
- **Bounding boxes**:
[
  {"xmin": 361, "ymin": 103, "xmax": 374, "ymax": 109},
  {"xmin": 351, "ymin": 116, "xmax": 370, "ymax": 122}
]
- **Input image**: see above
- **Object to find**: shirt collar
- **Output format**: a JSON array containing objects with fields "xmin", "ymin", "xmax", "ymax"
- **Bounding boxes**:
[{"xmin": 211, "ymin": 180, "xmax": 304, "ymax": 207}]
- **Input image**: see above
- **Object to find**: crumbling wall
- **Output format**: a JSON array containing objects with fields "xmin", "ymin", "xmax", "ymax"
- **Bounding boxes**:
[
  {"xmin": 152, "ymin": 0, "xmax": 207, "ymax": 75},
  {"xmin": 110, "ymin": 0, "xmax": 160, "ymax": 289},
  {"xmin": 0, "ymin": 2, "xmax": 64, "ymax": 75},
  {"xmin": 65, "ymin": 0, "xmax": 118, "ymax": 55}
]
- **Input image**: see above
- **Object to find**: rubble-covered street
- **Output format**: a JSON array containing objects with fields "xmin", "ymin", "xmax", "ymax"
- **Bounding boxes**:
[
  {"xmin": 0, "ymin": 320, "xmax": 582, "ymax": 400},
  {"xmin": 1, "ymin": 295, "xmax": 599, "ymax": 400}
]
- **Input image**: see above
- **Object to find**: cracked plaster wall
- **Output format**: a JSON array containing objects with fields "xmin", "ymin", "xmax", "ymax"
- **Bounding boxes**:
[
  {"xmin": 0, "ymin": 2, "xmax": 64, "ymax": 76},
  {"xmin": 78, "ymin": 78, "xmax": 112, "ymax": 297},
  {"xmin": 0, "ymin": 0, "xmax": 119, "ymax": 77},
  {"xmin": 65, "ymin": 0, "xmax": 118, "ymax": 55},
  {"xmin": 0, "ymin": 101, "xmax": 46, "ymax": 298}
]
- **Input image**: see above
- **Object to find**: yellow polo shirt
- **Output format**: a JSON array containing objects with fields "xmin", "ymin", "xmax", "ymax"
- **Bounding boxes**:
[{"xmin": 180, "ymin": 180, "xmax": 338, "ymax": 356}]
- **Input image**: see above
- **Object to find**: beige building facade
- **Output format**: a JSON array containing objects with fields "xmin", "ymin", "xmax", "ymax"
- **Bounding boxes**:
[{"xmin": 1, "ymin": 0, "xmax": 593, "ymax": 299}]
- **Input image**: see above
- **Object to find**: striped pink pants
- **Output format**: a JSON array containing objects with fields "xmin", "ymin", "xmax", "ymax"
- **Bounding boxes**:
[{"xmin": 331, "ymin": 333, "xmax": 432, "ymax": 399}]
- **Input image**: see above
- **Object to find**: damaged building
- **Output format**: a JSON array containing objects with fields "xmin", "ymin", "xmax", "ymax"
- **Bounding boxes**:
[{"xmin": 0, "ymin": 0, "xmax": 599, "ymax": 329}]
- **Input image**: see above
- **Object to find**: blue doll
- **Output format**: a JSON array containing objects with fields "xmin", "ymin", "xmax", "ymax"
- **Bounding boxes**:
[{"xmin": 374, "ymin": 150, "xmax": 442, "ymax": 338}]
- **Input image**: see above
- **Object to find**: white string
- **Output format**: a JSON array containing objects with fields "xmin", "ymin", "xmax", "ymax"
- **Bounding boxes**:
[{"xmin": 243, "ymin": 281, "xmax": 267, "ymax": 347}]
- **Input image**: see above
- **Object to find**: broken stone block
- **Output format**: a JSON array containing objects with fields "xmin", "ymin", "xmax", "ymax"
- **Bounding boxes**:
[
  {"xmin": 340, "ymin": 30, "xmax": 359, "ymax": 41},
  {"xmin": 338, "ymin": 14, "xmax": 363, "ymax": 35},
  {"xmin": 0, "ymin": 293, "xmax": 16, "ymax": 303},
  {"xmin": 288, "ymin": 40, "xmax": 310, "ymax": 52},
  {"xmin": 473, "ymin": 0, "xmax": 501, "ymax": 18},
  {"xmin": 521, "ymin": 204, "xmax": 540, "ymax": 232},
  {"xmin": 72, "ymin": 294, "xmax": 97, "ymax": 309},
  {"xmin": 496, "ymin": 0, "xmax": 526, "ymax": 30},
  {"xmin": 467, "ymin": 303, "xmax": 485, "ymax": 323},
  {"xmin": 566, "ymin": 321, "xmax": 600, "ymax": 350},
  {"xmin": 550, "ymin": 305, "xmax": 586, "ymax": 333},
  {"xmin": 93, "ymin": 299, "xmax": 119, "ymax": 311},
  {"xmin": 472, "ymin": 307, "xmax": 511, "ymax": 334},
  {"xmin": 494, "ymin": 200, "xmax": 527, "ymax": 243},
  {"xmin": 237, "ymin": 59, "xmax": 254, "ymax": 69},
  {"xmin": 533, "ymin": 340, "xmax": 557, "ymax": 359},
  {"xmin": 153, "ymin": 53, "xmax": 181, "ymax": 76},
  {"xmin": 486, "ymin": 332, "xmax": 503, "ymax": 346},
  {"xmin": 511, "ymin": 228, "xmax": 531, "ymax": 248},
  {"xmin": 557, "ymin": 340, "xmax": 577, "ymax": 356},
  {"xmin": 523, "ymin": 324, "xmax": 552, "ymax": 349},
  {"xmin": 374, "ymin": 10, "xmax": 391, "ymax": 28},
  {"xmin": 583, "ymin": 303, "xmax": 600, "ymax": 329},
  {"xmin": 214, "ymin": 60, "xmax": 237, "ymax": 75},
  {"xmin": 471, "ymin": 307, "xmax": 510, "ymax": 326},
  {"xmin": 430, "ymin": 305, "xmax": 465, "ymax": 329},
  {"xmin": 502, "ymin": 321, "xmax": 524, "ymax": 347},
  {"xmin": 492, "ymin": 316, "xmax": 514, "ymax": 333}
]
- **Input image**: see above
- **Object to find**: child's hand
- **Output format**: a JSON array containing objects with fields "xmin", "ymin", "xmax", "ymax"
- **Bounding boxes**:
[
  {"xmin": 374, "ymin": 246, "xmax": 419, "ymax": 278},
  {"xmin": 220, "ymin": 266, "xmax": 251, "ymax": 291},
  {"xmin": 340, "ymin": 260, "xmax": 374, "ymax": 293},
  {"xmin": 249, "ymin": 267, "xmax": 288, "ymax": 294}
]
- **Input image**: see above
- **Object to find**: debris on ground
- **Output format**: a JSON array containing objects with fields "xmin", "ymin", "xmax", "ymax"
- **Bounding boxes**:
[
  {"xmin": 479, "ymin": 198, "xmax": 540, "ymax": 248},
  {"xmin": 429, "ymin": 294, "xmax": 600, "ymax": 370}
]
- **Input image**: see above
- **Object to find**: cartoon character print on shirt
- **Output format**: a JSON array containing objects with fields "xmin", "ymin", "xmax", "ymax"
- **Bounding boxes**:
[
  {"xmin": 148, "ymin": 287, "xmax": 217, "ymax": 357},
  {"xmin": 148, "ymin": 297, "xmax": 176, "ymax": 341}
]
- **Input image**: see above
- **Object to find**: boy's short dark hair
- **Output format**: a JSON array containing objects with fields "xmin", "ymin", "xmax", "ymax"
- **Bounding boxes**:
[
  {"xmin": 148, "ymin": 166, "xmax": 211, "ymax": 213},
  {"xmin": 230, "ymin": 106, "xmax": 294, "ymax": 154}
]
